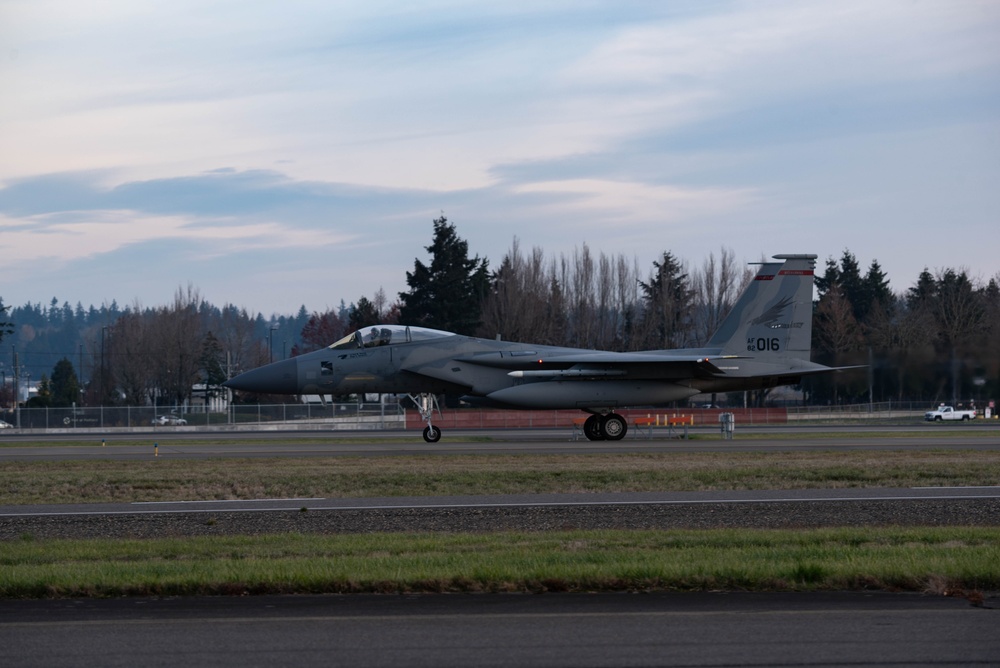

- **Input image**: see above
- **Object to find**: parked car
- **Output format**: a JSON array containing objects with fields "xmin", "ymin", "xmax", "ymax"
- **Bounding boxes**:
[
  {"xmin": 0, "ymin": 420, "xmax": 12, "ymax": 429},
  {"xmin": 151, "ymin": 415, "xmax": 187, "ymax": 426}
]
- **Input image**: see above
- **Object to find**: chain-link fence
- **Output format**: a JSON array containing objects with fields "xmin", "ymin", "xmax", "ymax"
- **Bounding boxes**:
[
  {"xmin": 0, "ymin": 399, "xmax": 975, "ymax": 433},
  {"xmin": 0, "ymin": 402, "xmax": 406, "ymax": 431}
]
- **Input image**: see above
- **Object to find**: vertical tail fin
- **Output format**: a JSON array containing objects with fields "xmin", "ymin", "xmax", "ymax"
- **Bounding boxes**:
[
  {"xmin": 706, "ymin": 260, "xmax": 782, "ymax": 348},
  {"xmin": 709, "ymin": 254, "xmax": 817, "ymax": 361}
]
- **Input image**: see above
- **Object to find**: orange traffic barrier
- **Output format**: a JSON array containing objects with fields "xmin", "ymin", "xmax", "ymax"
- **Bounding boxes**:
[{"xmin": 632, "ymin": 414, "xmax": 693, "ymax": 439}]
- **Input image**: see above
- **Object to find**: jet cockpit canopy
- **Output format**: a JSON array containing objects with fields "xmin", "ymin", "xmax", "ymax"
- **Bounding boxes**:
[{"xmin": 327, "ymin": 324, "xmax": 455, "ymax": 350}]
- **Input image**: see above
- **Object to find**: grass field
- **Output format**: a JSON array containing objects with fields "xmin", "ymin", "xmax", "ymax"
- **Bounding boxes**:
[
  {"xmin": 2, "ymin": 450, "xmax": 999, "ymax": 504},
  {"xmin": 2, "ymin": 443, "xmax": 998, "ymax": 599}
]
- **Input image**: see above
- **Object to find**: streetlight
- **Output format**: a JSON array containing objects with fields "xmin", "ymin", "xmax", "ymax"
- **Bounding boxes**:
[
  {"xmin": 973, "ymin": 377, "xmax": 986, "ymax": 413},
  {"xmin": 268, "ymin": 325, "xmax": 280, "ymax": 364}
]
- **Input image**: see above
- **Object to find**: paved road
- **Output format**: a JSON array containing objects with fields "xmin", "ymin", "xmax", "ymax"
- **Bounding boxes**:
[
  {"xmin": 4, "ymin": 486, "xmax": 1000, "ymax": 518},
  {"xmin": 1, "ymin": 592, "xmax": 997, "ymax": 668},
  {"xmin": 2, "ymin": 424, "xmax": 999, "ymax": 460}
]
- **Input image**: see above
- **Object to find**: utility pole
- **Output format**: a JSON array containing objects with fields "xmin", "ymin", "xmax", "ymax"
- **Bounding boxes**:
[
  {"xmin": 268, "ymin": 325, "xmax": 279, "ymax": 363},
  {"xmin": 101, "ymin": 326, "xmax": 107, "ymax": 405},
  {"xmin": 226, "ymin": 350, "xmax": 232, "ymax": 425},
  {"xmin": 12, "ymin": 347, "xmax": 19, "ymax": 429}
]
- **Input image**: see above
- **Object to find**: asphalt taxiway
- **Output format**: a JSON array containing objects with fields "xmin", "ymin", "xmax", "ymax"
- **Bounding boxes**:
[
  {"xmin": 1, "ymin": 592, "xmax": 997, "ymax": 668},
  {"xmin": 3, "ymin": 486, "xmax": 1000, "ymax": 519}
]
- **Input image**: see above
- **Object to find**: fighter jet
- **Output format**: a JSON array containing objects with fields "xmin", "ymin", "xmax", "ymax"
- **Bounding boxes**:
[{"xmin": 225, "ymin": 254, "xmax": 842, "ymax": 442}]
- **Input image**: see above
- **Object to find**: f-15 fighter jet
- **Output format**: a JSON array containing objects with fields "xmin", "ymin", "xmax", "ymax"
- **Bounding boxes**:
[{"xmin": 225, "ymin": 254, "xmax": 842, "ymax": 442}]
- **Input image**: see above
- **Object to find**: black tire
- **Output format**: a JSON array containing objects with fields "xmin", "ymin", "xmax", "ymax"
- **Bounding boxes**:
[
  {"xmin": 423, "ymin": 425, "xmax": 442, "ymax": 443},
  {"xmin": 583, "ymin": 415, "xmax": 604, "ymax": 441},
  {"xmin": 935, "ymin": 416, "xmax": 942, "ymax": 422},
  {"xmin": 601, "ymin": 413, "xmax": 628, "ymax": 441}
]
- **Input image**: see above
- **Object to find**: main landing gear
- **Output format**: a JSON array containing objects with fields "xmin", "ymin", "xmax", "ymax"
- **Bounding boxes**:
[
  {"xmin": 408, "ymin": 393, "xmax": 442, "ymax": 443},
  {"xmin": 582, "ymin": 412, "xmax": 628, "ymax": 441}
]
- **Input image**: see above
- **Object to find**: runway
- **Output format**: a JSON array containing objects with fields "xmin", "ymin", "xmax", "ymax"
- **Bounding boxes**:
[
  {"xmin": 2, "ymin": 423, "xmax": 999, "ymax": 460},
  {"xmin": 2, "ymin": 486, "xmax": 999, "ymax": 541},
  {"xmin": 4, "ymin": 485, "xmax": 1000, "ymax": 518},
  {"xmin": 1, "ymin": 592, "xmax": 997, "ymax": 668}
]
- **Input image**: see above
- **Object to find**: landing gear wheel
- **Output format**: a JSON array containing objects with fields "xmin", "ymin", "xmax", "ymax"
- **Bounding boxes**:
[
  {"xmin": 583, "ymin": 414, "xmax": 605, "ymax": 441},
  {"xmin": 409, "ymin": 393, "xmax": 443, "ymax": 442},
  {"xmin": 600, "ymin": 413, "xmax": 627, "ymax": 441}
]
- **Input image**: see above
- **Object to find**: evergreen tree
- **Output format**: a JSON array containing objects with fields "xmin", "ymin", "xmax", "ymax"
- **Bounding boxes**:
[
  {"xmin": 814, "ymin": 257, "xmax": 841, "ymax": 301},
  {"xmin": 49, "ymin": 358, "xmax": 81, "ymax": 407},
  {"xmin": 27, "ymin": 374, "xmax": 52, "ymax": 408},
  {"xmin": 398, "ymin": 216, "xmax": 489, "ymax": 334},
  {"xmin": 816, "ymin": 250, "xmax": 888, "ymax": 324},
  {"xmin": 861, "ymin": 260, "xmax": 893, "ymax": 317},
  {"xmin": 0, "ymin": 299, "xmax": 12, "ymax": 343},
  {"xmin": 638, "ymin": 251, "xmax": 693, "ymax": 348},
  {"xmin": 349, "ymin": 296, "xmax": 380, "ymax": 331},
  {"xmin": 906, "ymin": 269, "xmax": 937, "ymax": 310},
  {"xmin": 837, "ymin": 250, "xmax": 864, "ymax": 320},
  {"xmin": 48, "ymin": 298, "xmax": 61, "ymax": 327},
  {"xmin": 199, "ymin": 332, "xmax": 228, "ymax": 389},
  {"xmin": 934, "ymin": 269, "xmax": 987, "ymax": 404}
]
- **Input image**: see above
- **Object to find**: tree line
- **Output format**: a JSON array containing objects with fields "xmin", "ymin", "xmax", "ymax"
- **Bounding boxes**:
[
  {"xmin": 811, "ymin": 251, "xmax": 999, "ymax": 406},
  {"xmin": 2, "ymin": 216, "xmax": 998, "ymax": 409}
]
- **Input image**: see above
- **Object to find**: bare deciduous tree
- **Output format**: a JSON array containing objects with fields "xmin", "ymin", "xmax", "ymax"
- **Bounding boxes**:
[
  {"xmin": 110, "ymin": 303, "xmax": 151, "ymax": 406},
  {"xmin": 690, "ymin": 246, "xmax": 749, "ymax": 344},
  {"xmin": 214, "ymin": 304, "xmax": 264, "ymax": 377}
]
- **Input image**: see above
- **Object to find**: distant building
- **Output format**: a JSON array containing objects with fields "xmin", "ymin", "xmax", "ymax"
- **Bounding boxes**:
[{"xmin": 189, "ymin": 384, "xmax": 229, "ymax": 413}]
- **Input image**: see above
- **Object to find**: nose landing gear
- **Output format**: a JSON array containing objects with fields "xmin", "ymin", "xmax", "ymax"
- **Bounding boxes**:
[{"xmin": 408, "ymin": 393, "xmax": 442, "ymax": 443}]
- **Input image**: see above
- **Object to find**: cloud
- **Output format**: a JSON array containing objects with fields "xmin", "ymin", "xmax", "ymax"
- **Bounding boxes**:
[
  {"xmin": 511, "ymin": 178, "xmax": 759, "ymax": 223},
  {"xmin": 0, "ymin": 208, "xmax": 356, "ymax": 265},
  {"xmin": 0, "ymin": 167, "xmax": 378, "ymax": 271},
  {"xmin": 0, "ymin": 168, "xmax": 412, "ymax": 219}
]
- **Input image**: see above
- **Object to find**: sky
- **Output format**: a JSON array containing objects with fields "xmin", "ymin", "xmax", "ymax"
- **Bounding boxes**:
[{"xmin": 1, "ymin": 0, "xmax": 998, "ymax": 317}]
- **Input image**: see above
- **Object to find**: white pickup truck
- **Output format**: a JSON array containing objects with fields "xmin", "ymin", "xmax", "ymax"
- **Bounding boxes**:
[{"xmin": 924, "ymin": 405, "xmax": 976, "ymax": 421}]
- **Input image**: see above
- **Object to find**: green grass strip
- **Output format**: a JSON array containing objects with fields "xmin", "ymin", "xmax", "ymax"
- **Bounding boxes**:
[
  {"xmin": 1, "ymin": 527, "xmax": 997, "ymax": 598},
  {"xmin": 3, "ymin": 451, "xmax": 999, "ymax": 504}
]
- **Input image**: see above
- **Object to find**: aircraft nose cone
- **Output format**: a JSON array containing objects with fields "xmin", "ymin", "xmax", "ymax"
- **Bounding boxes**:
[{"xmin": 224, "ymin": 358, "xmax": 299, "ymax": 394}]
